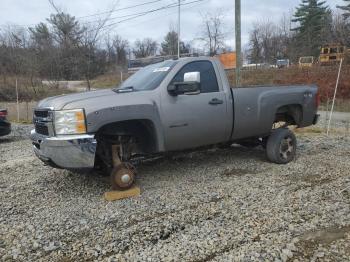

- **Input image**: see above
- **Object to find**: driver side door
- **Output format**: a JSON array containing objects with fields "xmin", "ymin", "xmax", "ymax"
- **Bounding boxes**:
[{"xmin": 161, "ymin": 60, "xmax": 228, "ymax": 151}]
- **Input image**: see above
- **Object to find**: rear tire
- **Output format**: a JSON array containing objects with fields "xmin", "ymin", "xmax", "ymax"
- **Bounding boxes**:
[{"xmin": 266, "ymin": 128, "xmax": 296, "ymax": 164}]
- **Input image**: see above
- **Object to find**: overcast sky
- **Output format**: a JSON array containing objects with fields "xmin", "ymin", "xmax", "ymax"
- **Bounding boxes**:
[{"xmin": 0, "ymin": 0, "xmax": 344, "ymax": 49}]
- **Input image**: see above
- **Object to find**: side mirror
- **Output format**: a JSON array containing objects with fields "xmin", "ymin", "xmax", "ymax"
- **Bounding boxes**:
[
  {"xmin": 184, "ymin": 72, "xmax": 200, "ymax": 83},
  {"xmin": 168, "ymin": 72, "xmax": 201, "ymax": 96}
]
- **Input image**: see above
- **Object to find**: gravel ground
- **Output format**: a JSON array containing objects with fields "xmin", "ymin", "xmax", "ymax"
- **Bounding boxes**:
[
  {"xmin": 1, "ymin": 124, "xmax": 350, "ymax": 261},
  {"xmin": 318, "ymin": 111, "xmax": 350, "ymax": 132}
]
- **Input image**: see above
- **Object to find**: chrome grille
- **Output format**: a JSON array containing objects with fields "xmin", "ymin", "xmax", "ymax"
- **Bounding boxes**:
[
  {"xmin": 34, "ymin": 110, "xmax": 49, "ymax": 118},
  {"xmin": 35, "ymin": 124, "xmax": 49, "ymax": 136},
  {"xmin": 33, "ymin": 108, "xmax": 54, "ymax": 136}
]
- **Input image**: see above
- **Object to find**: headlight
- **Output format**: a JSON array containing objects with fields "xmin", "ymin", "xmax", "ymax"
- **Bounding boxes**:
[{"xmin": 54, "ymin": 109, "xmax": 87, "ymax": 135}]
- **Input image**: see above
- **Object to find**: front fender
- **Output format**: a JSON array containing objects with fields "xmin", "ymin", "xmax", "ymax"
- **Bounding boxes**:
[{"xmin": 86, "ymin": 104, "xmax": 165, "ymax": 152}]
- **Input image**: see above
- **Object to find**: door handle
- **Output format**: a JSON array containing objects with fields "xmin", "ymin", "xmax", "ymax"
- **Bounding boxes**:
[{"xmin": 209, "ymin": 98, "xmax": 224, "ymax": 105}]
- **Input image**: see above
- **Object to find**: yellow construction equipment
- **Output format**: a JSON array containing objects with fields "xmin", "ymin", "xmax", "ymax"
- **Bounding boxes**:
[
  {"xmin": 299, "ymin": 56, "xmax": 314, "ymax": 68},
  {"xmin": 319, "ymin": 44, "xmax": 346, "ymax": 65}
]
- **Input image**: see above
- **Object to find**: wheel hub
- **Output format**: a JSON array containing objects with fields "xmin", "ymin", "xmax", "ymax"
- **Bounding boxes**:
[
  {"xmin": 111, "ymin": 164, "xmax": 136, "ymax": 190},
  {"xmin": 121, "ymin": 174, "xmax": 131, "ymax": 183},
  {"xmin": 280, "ymin": 137, "xmax": 294, "ymax": 160}
]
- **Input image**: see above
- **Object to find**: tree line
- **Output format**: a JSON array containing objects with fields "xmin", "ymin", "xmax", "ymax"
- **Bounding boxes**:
[
  {"xmin": 1, "ymin": 0, "xmax": 349, "ymax": 87},
  {"xmin": 247, "ymin": 0, "xmax": 350, "ymax": 64},
  {"xmin": 0, "ymin": 15, "xmax": 186, "ymax": 87},
  {"xmin": 0, "ymin": 9, "xmax": 229, "ymax": 88}
]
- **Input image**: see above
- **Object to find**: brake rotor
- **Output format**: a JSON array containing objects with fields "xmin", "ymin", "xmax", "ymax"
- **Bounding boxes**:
[{"xmin": 111, "ymin": 163, "xmax": 136, "ymax": 190}]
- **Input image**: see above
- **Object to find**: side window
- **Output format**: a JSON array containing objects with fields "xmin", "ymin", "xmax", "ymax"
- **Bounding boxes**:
[{"xmin": 171, "ymin": 61, "xmax": 219, "ymax": 93}]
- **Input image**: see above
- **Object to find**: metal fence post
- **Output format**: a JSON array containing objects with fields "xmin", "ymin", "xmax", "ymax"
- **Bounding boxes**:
[
  {"xmin": 235, "ymin": 0, "xmax": 242, "ymax": 87},
  {"xmin": 16, "ymin": 77, "xmax": 19, "ymax": 122},
  {"xmin": 327, "ymin": 58, "xmax": 343, "ymax": 136}
]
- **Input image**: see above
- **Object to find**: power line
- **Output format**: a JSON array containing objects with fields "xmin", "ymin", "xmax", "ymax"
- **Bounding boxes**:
[
  {"xmin": 0, "ymin": 0, "xmax": 166, "ymax": 27},
  {"xmin": 81, "ymin": 2, "xmax": 176, "ymax": 25},
  {"xmin": 89, "ymin": 0, "xmax": 205, "ymax": 33},
  {"xmin": 0, "ymin": 0, "xmax": 204, "ymax": 34},
  {"xmin": 101, "ymin": 0, "xmax": 208, "ymax": 35},
  {"xmin": 95, "ymin": 0, "xmax": 207, "ymax": 43},
  {"xmin": 77, "ymin": 0, "xmax": 164, "ymax": 19},
  {"xmin": 81, "ymin": 0, "xmax": 190, "ymax": 25}
]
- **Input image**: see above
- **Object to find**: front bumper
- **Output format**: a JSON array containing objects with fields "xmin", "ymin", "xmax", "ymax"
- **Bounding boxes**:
[{"xmin": 30, "ymin": 130, "xmax": 97, "ymax": 170}]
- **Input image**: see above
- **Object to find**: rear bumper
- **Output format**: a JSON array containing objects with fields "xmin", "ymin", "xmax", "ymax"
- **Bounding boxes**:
[
  {"xmin": 0, "ymin": 121, "xmax": 11, "ymax": 137},
  {"xmin": 30, "ymin": 130, "xmax": 97, "ymax": 170}
]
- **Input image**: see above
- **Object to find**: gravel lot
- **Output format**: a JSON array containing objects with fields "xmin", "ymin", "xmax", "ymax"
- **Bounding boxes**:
[{"xmin": 1, "ymin": 124, "xmax": 350, "ymax": 261}]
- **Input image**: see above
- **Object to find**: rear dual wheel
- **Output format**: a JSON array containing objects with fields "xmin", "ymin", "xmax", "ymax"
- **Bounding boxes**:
[{"xmin": 266, "ymin": 128, "xmax": 296, "ymax": 164}]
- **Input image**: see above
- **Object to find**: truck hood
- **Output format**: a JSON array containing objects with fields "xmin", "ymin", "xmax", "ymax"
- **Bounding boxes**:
[
  {"xmin": 37, "ymin": 89, "xmax": 116, "ymax": 110},
  {"xmin": 37, "ymin": 88, "xmax": 158, "ymax": 116}
]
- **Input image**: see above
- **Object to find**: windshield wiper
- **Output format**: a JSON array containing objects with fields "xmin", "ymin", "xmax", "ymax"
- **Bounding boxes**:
[{"xmin": 114, "ymin": 86, "xmax": 134, "ymax": 93}]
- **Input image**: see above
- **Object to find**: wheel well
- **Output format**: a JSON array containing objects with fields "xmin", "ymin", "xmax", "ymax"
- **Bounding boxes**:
[
  {"xmin": 96, "ymin": 119, "xmax": 158, "ymax": 154},
  {"xmin": 275, "ymin": 104, "xmax": 303, "ymax": 126}
]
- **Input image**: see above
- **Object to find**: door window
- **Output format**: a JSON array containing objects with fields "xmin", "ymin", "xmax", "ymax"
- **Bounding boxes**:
[{"xmin": 171, "ymin": 61, "xmax": 219, "ymax": 93}]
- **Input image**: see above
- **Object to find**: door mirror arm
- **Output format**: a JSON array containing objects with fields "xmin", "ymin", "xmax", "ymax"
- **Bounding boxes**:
[
  {"xmin": 168, "ymin": 71, "xmax": 201, "ymax": 96},
  {"xmin": 167, "ymin": 82, "xmax": 201, "ymax": 96}
]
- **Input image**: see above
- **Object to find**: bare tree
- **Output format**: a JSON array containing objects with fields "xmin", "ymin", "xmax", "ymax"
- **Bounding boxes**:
[
  {"xmin": 0, "ymin": 25, "xmax": 37, "ymax": 101},
  {"xmin": 332, "ymin": 11, "xmax": 350, "ymax": 46},
  {"xmin": 248, "ymin": 17, "xmax": 296, "ymax": 64},
  {"xmin": 337, "ymin": 0, "xmax": 350, "ymax": 20},
  {"xmin": 133, "ymin": 38, "xmax": 158, "ymax": 58},
  {"xmin": 79, "ymin": 21, "xmax": 107, "ymax": 90},
  {"xmin": 200, "ymin": 11, "xmax": 227, "ymax": 56},
  {"xmin": 248, "ymin": 25, "xmax": 263, "ymax": 64},
  {"xmin": 104, "ymin": 34, "xmax": 116, "ymax": 68},
  {"xmin": 48, "ymin": 0, "xmax": 116, "ymax": 89},
  {"xmin": 1, "ymin": 25, "xmax": 30, "ymax": 77},
  {"xmin": 113, "ymin": 35, "xmax": 129, "ymax": 66}
]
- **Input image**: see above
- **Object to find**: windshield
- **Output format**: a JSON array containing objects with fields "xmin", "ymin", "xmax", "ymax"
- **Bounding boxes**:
[{"xmin": 115, "ymin": 60, "xmax": 177, "ymax": 92}]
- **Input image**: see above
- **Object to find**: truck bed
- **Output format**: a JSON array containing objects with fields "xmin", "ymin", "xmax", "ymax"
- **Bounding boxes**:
[{"xmin": 230, "ymin": 85, "xmax": 318, "ymax": 140}]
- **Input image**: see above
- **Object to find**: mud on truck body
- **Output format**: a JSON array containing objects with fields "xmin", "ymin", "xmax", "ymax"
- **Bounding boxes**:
[{"xmin": 31, "ymin": 57, "xmax": 320, "ymax": 189}]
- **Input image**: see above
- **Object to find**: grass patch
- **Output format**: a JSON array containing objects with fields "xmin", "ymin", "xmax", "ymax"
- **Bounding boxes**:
[
  {"xmin": 320, "ymin": 99, "xmax": 350, "ymax": 113},
  {"xmin": 91, "ymin": 71, "xmax": 131, "ymax": 89},
  {"xmin": 294, "ymin": 127, "xmax": 323, "ymax": 134},
  {"xmin": 0, "ymin": 75, "xmax": 75, "ymax": 102}
]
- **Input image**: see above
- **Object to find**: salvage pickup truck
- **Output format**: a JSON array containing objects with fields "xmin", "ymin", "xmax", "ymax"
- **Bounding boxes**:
[{"xmin": 31, "ymin": 57, "xmax": 319, "ymax": 189}]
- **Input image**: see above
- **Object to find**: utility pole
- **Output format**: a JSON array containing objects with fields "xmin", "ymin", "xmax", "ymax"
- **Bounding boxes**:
[
  {"xmin": 178, "ymin": 0, "xmax": 181, "ymax": 59},
  {"xmin": 235, "ymin": 0, "xmax": 241, "ymax": 87}
]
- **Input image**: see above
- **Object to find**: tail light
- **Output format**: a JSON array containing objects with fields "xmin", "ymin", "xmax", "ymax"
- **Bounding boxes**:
[
  {"xmin": 315, "ymin": 92, "xmax": 320, "ymax": 108},
  {"xmin": 0, "ymin": 110, "xmax": 8, "ymax": 118}
]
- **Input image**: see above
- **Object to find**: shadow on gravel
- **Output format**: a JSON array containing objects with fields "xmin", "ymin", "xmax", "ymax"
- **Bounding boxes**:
[
  {"xmin": 141, "ymin": 145, "xmax": 266, "ymax": 168},
  {"xmin": 135, "ymin": 146, "xmax": 267, "ymax": 187},
  {"xmin": 0, "ymin": 136, "xmax": 27, "ymax": 144},
  {"xmin": 44, "ymin": 145, "xmax": 267, "ymax": 197},
  {"xmin": 287, "ymin": 173, "xmax": 334, "ymax": 192}
]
